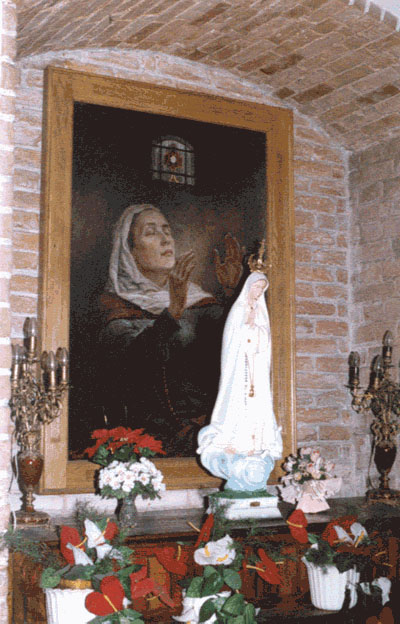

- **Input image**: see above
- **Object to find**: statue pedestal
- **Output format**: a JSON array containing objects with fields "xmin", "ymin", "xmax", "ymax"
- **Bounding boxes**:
[{"xmin": 208, "ymin": 491, "xmax": 282, "ymax": 520}]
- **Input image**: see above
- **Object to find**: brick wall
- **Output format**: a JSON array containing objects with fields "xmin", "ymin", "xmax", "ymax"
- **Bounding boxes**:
[
  {"xmin": 9, "ymin": 49, "xmax": 356, "ymax": 502},
  {"xmin": 0, "ymin": 0, "xmax": 16, "ymax": 621},
  {"xmin": 349, "ymin": 138, "xmax": 400, "ymax": 493}
]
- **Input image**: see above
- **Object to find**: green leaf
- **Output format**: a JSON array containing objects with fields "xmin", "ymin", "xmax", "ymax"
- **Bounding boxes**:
[
  {"xmin": 223, "ymin": 568, "xmax": 242, "ymax": 590},
  {"xmin": 90, "ymin": 574, "xmax": 103, "ymax": 593},
  {"xmin": 199, "ymin": 597, "xmax": 217, "ymax": 622},
  {"xmin": 334, "ymin": 552, "xmax": 356, "ymax": 573},
  {"xmin": 307, "ymin": 533, "xmax": 319, "ymax": 544},
  {"xmin": 203, "ymin": 565, "xmax": 217, "ymax": 578},
  {"xmin": 186, "ymin": 576, "xmax": 204, "ymax": 598},
  {"xmin": 221, "ymin": 593, "xmax": 245, "ymax": 616},
  {"xmin": 202, "ymin": 571, "xmax": 225, "ymax": 597},
  {"xmin": 64, "ymin": 564, "xmax": 94, "ymax": 580},
  {"xmin": 40, "ymin": 567, "xmax": 62, "ymax": 589},
  {"xmin": 244, "ymin": 602, "xmax": 257, "ymax": 624}
]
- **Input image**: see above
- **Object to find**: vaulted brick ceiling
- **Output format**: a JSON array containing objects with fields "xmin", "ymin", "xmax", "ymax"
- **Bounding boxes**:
[{"xmin": 16, "ymin": 0, "xmax": 400, "ymax": 152}]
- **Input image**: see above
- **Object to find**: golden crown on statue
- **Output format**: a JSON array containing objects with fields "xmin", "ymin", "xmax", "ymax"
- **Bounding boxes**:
[{"xmin": 248, "ymin": 239, "xmax": 270, "ymax": 274}]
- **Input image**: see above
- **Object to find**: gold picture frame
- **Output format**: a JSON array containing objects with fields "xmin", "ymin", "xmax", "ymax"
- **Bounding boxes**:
[{"xmin": 39, "ymin": 66, "xmax": 296, "ymax": 494}]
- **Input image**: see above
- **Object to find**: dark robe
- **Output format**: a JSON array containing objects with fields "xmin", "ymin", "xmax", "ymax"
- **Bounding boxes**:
[{"xmin": 97, "ymin": 292, "xmax": 226, "ymax": 456}]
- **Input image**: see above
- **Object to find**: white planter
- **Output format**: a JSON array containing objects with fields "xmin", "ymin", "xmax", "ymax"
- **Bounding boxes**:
[
  {"xmin": 45, "ymin": 588, "xmax": 93, "ymax": 624},
  {"xmin": 302, "ymin": 558, "xmax": 359, "ymax": 611},
  {"xmin": 173, "ymin": 591, "xmax": 231, "ymax": 623}
]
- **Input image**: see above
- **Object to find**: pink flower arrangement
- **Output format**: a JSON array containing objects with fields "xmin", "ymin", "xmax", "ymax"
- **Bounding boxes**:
[
  {"xmin": 278, "ymin": 447, "xmax": 342, "ymax": 513},
  {"xmin": 281, "ymin": 447, "xmax": 335, "ymax": 486}
]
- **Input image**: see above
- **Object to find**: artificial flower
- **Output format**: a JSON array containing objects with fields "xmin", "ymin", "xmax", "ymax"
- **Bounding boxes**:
[
  {"xmin": 321, "ymin": 515, "xmax": 358, "ymax": 546},
  {"xmin": 173, "ymin": 591, "xmax": 231, "ymax": 623},
  {"xmin": 253, "ymin": 548, "xmax": 282, "ymax": 585},
  {"xmin": 85, "ymin": 575, "xmax": 125, "ymax": 616},
  {"xmin": 333, "ymin": 521, "xmax": 367, "ymax": 547},
  {"xmin": 360, "ymin": 577, "xmax": 392, "ymax": 606},
  {"xmin": 67, "ymin": 543, "xmax": 94, "ymax": 566},
  {"xmin": 60, "ymin": 526, "xmax": 85, "ymax": 565},
  {"xmin": 286, "ymin": 509, "xmax": 308, "ymax": 544},
  {"xmin": 194, "ymin": 535, "xmax": 235, "ymax": 566},
  {"xmin": 130, "ymin": 577, "xmax": 156, "ymax": 600},
  {"xmin": 84, "ymin": 518, "xmax": 114, "ymax": 560},
  {"xmin": 194, "ymin": 513, "xmax": 214, "ymax": 548},
  {"xmin": 98, "ymin": 459, "xmax": 165, "ymax": 500},
  {"xmin": 154, "ymin": 545, "xmax": 188, "ymax": 576}
]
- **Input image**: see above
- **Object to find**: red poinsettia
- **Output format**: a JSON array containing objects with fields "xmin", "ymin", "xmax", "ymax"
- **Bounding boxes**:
[
  {"xmin": 195, "ymin": 513, "xmax": 215, "ymax": 548},
  {"xmin": 286, "ymin": 509, "xmax": 308, "ymax": 544},
  {"xmin": 85, "ymin": 576, "xmax": 125, "ymax": 616},
  {"xmin": 154, "ymin": 545, "xmax": 188, "ymax": 576},
  {"xmin": 84, "ymin": 427, "xmax": 166, "ymax": 458},
  {"xmin": 133, "ymin": 433, "xmax": 165, "ymax": 455},
  {"xmin": 251, "ymin": 548, "xmax": 282, "ymax": 585},
  {"xmin": 60, "ymin": 526, "xmax": 86, "ymax": 565},
  {"xmin": 321, "ymin": 515, "xmax": 358, "ymax": 546}
]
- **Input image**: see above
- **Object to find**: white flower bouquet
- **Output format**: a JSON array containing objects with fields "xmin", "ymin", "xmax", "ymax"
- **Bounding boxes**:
[
  {"xmin": 98, "ymin": 457, "xmax": 166, "ymax": 500},
  {"xmin": 278, "ymin": 447, "xmax": 342, "ymax": 513}
]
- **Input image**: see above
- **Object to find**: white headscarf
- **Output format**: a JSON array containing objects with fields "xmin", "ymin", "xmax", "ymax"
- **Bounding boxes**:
[
  {"xmin": 105, "ymin": 204, "xmax": 212, "ymax": 315},
  {"xmin": 198, "ymin": 271, "xmax": 282, "ymax": 459}
]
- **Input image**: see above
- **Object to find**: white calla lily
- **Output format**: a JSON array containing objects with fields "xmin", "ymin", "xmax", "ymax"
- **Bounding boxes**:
[
  {"xmin": 84, "ymin": 518, "xmax": 113, "ymax": 560},
  {"xmin": 350, "ymin": 522, "xmax": 367, "ymax": 544},
  {"xmin": 360, "ymin": 576, "xmax": 391, "ymax": 606},
  {"xmin": 173, "ymin": 591, "xmax": 231, "ymax": 623},
  {"xmin": 67, "ymin": 543, "xmax": 94, "ymax": 566},
  {"xmin": 194, "ymin": 535, "xmax": 235, "ymax": 566},
  {"xmin": 333, "ymin": 522, "xmax": 367, "ymax": 546}
]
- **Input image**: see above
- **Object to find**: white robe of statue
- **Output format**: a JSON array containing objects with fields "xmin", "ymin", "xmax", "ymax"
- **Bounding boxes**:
[{"xmin": 197, "ymin": 272, "xmax": 282, "ymax": 490}]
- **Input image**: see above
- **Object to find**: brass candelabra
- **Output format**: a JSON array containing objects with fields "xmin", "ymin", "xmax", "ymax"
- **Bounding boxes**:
[
  {"xmin": 10, "ymin": 317, "xmax": 68, "ymax": 525},
  {"xmin": 348, "ymin": 331, "xmax": 400, "ymax": 504}
]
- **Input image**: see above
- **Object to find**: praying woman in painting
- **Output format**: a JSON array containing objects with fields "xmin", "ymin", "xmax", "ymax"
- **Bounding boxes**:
[{"xmin": 98, "ymin": 204, "xmax": 243, "ymax": 456}]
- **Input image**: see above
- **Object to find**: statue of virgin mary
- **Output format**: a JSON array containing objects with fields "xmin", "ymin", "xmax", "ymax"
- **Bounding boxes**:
[{"xmin": 197, "ymin": 269, "xmax": 282, "ymax": 491}]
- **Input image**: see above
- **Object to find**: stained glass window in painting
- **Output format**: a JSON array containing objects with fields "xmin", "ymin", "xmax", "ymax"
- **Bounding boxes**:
[{"xmin": 152, "ymin": 136, "xmax": 195, "ymax": 185}]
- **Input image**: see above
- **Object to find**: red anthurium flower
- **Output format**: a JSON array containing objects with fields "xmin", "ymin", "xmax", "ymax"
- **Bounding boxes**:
[
  {"xmin": 130, "ymin": 577, "xmax": 156, "ymax": 599},
  {"xmin": 60, "ymin": 526, "xmax": 85, "ymax": 565},
  {"xmin": 154, "ymin": 546, "xmax": 188, "ymax": 576},
  {"xmin": 130, "ymin": 565, "xmax": 148, "ymax": 584},
  {"xmin": 255, "ymin": 548, "xmax": 283, "ymax": 585},
  {"xmin": 286, "ymin": 509, "xmax": 308, "ymax": 544},
  {"xmin": 195, "ymin": 513, "xmax": 215, "ymax": 548},
  {"xmin": 103, "ymin": 520, "xmax": 119, "ymax": 541},
  {"xmin": 321, "ymin": 515, "xmax": 357, "ymax": 546},
  {"xmin": 85, "ymin": 576, "xmax": 125, "ymax": 616},
  {"xmin": 152, "ymin": 580, "xmax": 175, "ymax": 607}
]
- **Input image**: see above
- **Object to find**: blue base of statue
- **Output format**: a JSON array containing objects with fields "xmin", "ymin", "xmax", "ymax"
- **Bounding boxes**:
[{"xmin": 200, "ymin": 448, "xmax": 274, "ymax": 492}]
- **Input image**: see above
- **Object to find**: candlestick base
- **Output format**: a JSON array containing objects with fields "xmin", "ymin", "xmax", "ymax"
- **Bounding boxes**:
[
  {"xmin": 366, "ymin": 488, "xmax": 400, "ymax": 506},
  {"xmin": 13, "ymin": 509, "xmax": 50, "ymax": 527}
]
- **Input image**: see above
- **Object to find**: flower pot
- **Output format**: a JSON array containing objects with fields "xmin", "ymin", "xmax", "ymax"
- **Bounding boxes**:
[
  {"xmin": 173, "ymin": 591, "xmax": 231, "ymax": 623},
  {"xmin": 45, "ymin": 588, "xmax": 93, "ymax": 624},
  {"xmin": 302, "ymin": 558, "xmax": 359, "ymax": 611}
]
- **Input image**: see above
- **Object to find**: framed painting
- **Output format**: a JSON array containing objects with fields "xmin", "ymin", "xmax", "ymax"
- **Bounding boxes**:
[{"xmin": 39, "ymin": 66, "xmax": 296, "ymax": 493}]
